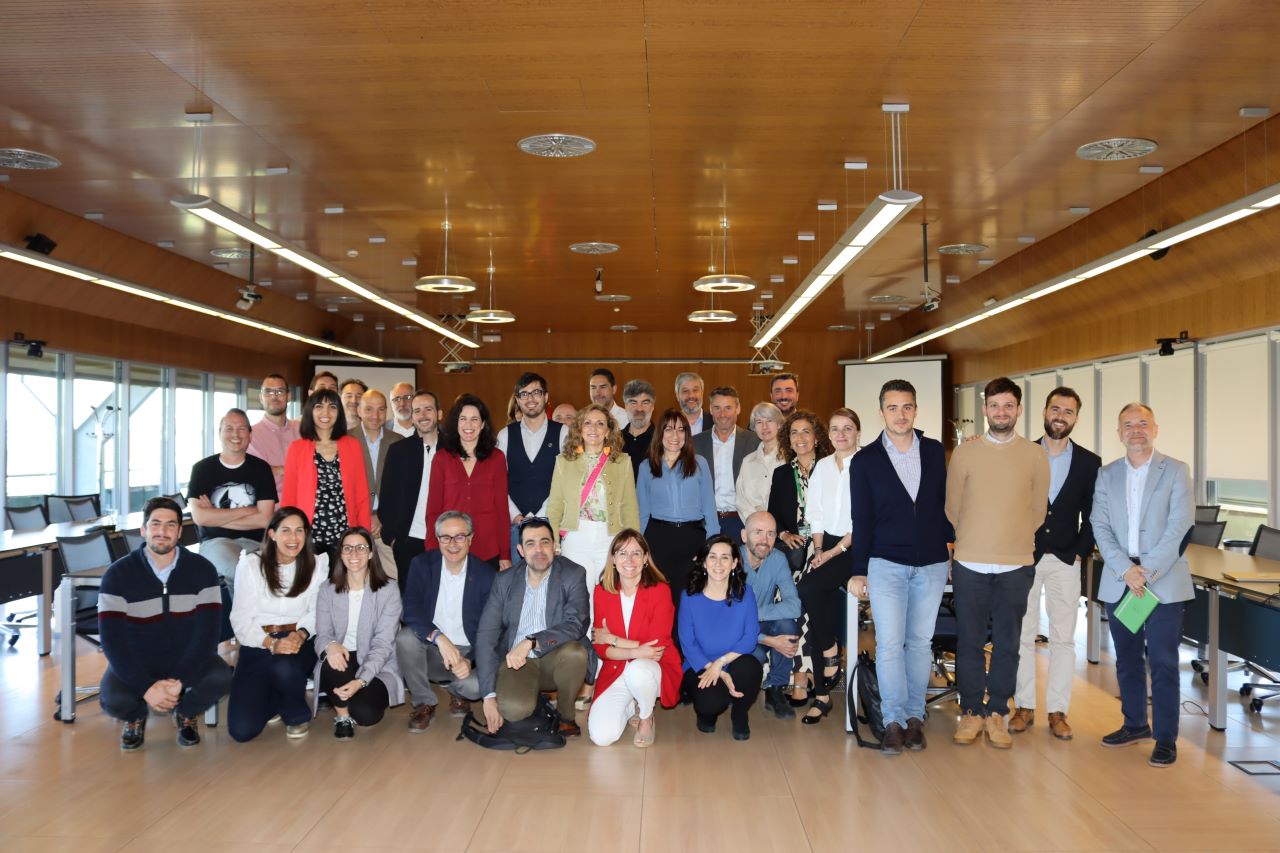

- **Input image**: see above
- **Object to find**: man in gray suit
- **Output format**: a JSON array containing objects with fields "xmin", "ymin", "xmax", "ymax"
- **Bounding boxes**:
[
  {"xmin": 475, "ymin": 517, "xmax": 589, "ymax": 737},
  {"xmin": 354, "ymin": 389, "xmax": 403, "ymax": 576},
  {"xmin": 1090, "ymin": 402, "xmax": 1194, "ymax": 768},
  {"xmin": 693, "ymin": 385, "xmax": 760, "ymax": 544}
]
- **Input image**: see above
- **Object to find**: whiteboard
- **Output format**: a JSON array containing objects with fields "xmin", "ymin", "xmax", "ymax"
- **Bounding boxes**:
[
  {"xmin": 308, "ymin": 357, "xmax": 420, "ymax": 402},
  {"xmin": 840, "ymin": 356, "xmax": 945, "ymax": 445}
]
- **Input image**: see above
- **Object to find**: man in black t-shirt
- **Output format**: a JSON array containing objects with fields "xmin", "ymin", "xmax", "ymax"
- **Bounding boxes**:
[{"xmin": 187, "ymin": 409, "xmax": 277, "ymax": 592}]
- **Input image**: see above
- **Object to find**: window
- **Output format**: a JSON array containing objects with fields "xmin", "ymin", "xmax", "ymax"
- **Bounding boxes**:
[
  {"xmin": 175, "ymin": 370, "xmax": 207, "ymax": 496},
  {"xmin": 128, "ymin": 365, "xmax": 164, "ymax": 511},
  {"xmin": 1059, "ymin": 366, "xmax": 1096, "ymax": 456},
  {"xmin": 71, "ymin": 356, "xmax": 119, "ymax": 512},
  {"xmin": 1026, "ymin": 372, "xmax": 1060, "ymax": 439},
  {"xmin": 1145, "ymin": 349, "xmax": 1194, "ymax": 472},
  {"xmin": 1098, "ymin": 359, "xmax": 1140, "ymax": 463},
  {"xmin": 1205, "ymin": 336, "xmax": 1269, "ymax": 541},
  {"xmin": 5, "ymin": 352, "xmax": 60, "ymax": 504},
  {"xmin": 214, "ymin": 375, "xmax": 241, "ymax": 420}
]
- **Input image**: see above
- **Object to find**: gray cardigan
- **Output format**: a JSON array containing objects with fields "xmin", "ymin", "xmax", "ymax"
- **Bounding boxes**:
[{"xmin": 310, "ymin": 580, "xmax": 405, "ymax": 716}]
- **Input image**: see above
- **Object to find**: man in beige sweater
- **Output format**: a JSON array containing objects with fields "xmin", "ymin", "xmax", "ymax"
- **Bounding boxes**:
[{"xmin": 946, "ymin": 377, "xmax": 1050, "ymax": 748}]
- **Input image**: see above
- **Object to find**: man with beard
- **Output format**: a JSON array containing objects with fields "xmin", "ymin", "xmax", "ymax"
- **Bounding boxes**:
[
  {"xmin": 675, "ymin": 371, "xmax": 711, "ymax": 435},
  {"xmin": 497, "ymin": 372, "xmax": 567, "ymax": 561},
  {"xmin": 946, "ymin": 377, "xmax": 1049, "ymax": 749},
  {"xmin": 389, "ymin": 381, "xmax": 417, "ymax": 437},
  {"xmin": 248, "ymin": 373, "xmax": 300, "ymax": 497},
  {"xmin": 379, "ymin": 390, "xmax": 441, "ymax": 590},
  {"xmin": 1009, "ymin": 388, "xmax": 1101, "ymax": 741},
  {"xmin": 769, "ymin": 373, "xmax": 800, "ymax": 417}
]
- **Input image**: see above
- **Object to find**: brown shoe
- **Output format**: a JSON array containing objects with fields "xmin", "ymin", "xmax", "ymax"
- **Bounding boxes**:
[
  {"xmin": 407, "ymin": 702, "xmax": 435, "ymax": 733},
  {"xmin": 985, "ymin": 713, "xmax": 1013, "ymax": 749},
  {"xmin": 1008, "ymin": 707, "xmax": 1034, "ymax": 734},
  {"xmin": 881, "ymin": 722, "xmax": 905, "ymax": 755},
  {"xmin": 449, "ymin": 696, "xmax": 471, "ymax": 718},
  {"xmin": 953, "ymin": 711, "xmax": 984, "ymax": 745},
  {"xmin": 1047, "ymin": 712, "xmax": 1073, "ymax": 740},
  {"xmin": 904, "ymin": 717, "xmax": 927, "ymax": 751},
  {"xmin": 558, "ymin": 720, "xmax": 582, "ymax": 738}
]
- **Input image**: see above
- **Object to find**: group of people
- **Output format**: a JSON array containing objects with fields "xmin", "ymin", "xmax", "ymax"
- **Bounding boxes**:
[{"xmin": 96, "ymin": 366, "xmax": 1193, "ymax": 769}]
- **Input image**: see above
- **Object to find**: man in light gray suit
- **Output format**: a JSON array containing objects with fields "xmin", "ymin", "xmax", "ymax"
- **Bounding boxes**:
[
  {"xmin": 475, "ymin": 517, "xmax": 589, "ymax": 737},
  {"xmin": 1090, "ymin": 402, "xmax": 1194, "ymax": 768},
  {"xmin": 692, "ymin": 385, "xmax": 760, "ymax": 544},
  {"xmin": 354, "ymin": 389, "xmax": 403, "ymax": 576}
]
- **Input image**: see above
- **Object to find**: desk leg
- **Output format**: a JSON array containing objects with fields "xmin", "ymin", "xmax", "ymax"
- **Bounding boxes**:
[
  {"xmin": 59, "ymin": 576, "xmax": 76, "ymax": 724},
  {"xmin": 1207, "ymin": 589, "xmax": 1227, "ymax": 731},
  {"xmin": 37, "ymin": 549, "xmax": 53, "ymax": 656},
  {"xmin": 1087, "ymin": 602, "xmax": 1102, "ymax": 665}
]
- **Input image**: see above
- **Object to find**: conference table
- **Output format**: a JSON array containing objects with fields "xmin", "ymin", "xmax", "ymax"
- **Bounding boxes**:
[{"xmin": 1084, "ymin": 544, "xmax": 1280, "ymax": 731}]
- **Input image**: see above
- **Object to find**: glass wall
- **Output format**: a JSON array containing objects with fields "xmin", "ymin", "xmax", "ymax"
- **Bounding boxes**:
[
  {"xmin": 72, "ymin": 356, "xmax": 119, "ymax": 511},
  {"xmin": 1205, "ymin": 336, "xmax": 1270, "ymax": 541},
  {"xmin": 1059, "ymin": 365, "xmax": 1097, "ymax": 453},
  {"xmin": 175, "ymin": 370, "xmax": 207, "ymax": 495},
  {"xmin": 4, "ymin": 352, "xmax": 60, "ymax": 505},
  {"xmin": 1025, "ymin": 372, "xmax": 1060, "ymax": 438},
  {"xmin": 128, "ymin": 365, "xmax": 164, "ymax": 511},
  {"xmin": 1145, "ymin": 349, "xmax": 1194, "ymax": 472}
]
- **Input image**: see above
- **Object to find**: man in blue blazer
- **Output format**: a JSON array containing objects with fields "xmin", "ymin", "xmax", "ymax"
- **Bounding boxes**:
[
  {"xmin": 396, "ymin": 510, "xmax": 497, "ymax": 732},
  {"xmin": 1090, "ymin": 402, "xmax": 1194, "ymax": 768}
]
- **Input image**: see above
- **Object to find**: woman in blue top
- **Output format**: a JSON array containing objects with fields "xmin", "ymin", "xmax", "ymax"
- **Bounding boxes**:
[
  {"xmin": 637, "ymin": 407, "xmax": 719, "ymax": 631},
  {"xmin": 678, "ymin": 534, "xmax": 763, "ymax": 740}
]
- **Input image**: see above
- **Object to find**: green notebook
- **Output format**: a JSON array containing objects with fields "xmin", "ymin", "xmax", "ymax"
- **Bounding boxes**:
[{"xmin": 1113, "ymin": 586, "xmax": 1161, "ymax": 634}]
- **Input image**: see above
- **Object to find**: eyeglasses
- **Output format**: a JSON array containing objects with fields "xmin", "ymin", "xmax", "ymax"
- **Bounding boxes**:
[
  {"xmin": 261, "ymin": 388, "xmax": 288, "ymax": 397},
  {"xmin": 515, "ymin": 389, "xmax": 546, "ymax": 401},
  {"xmin": 391, "ymin": 394, "xmax": 413, "ymax": 403},
  {"xmin": 341, "ymin": 544, "xmax": 371, "ymax": 554},
  {"xmin": 438, "ymin": 533, "xmax": 473, "ymax": 545}
]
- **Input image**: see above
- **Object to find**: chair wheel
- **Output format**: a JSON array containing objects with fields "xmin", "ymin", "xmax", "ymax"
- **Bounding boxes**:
[
  {"xmin": 6, "ymin": 634, "xmax": 17, "ymax": 648},
  {"xmin": 1241, "ymin": 684, "xmax": 1253, "ymax": 696},
  {"xmin": 1199, "ymin": 671, "xmax": 1209, "ymax": 685},
  {"xmin": 1250, "ymin": 698, "xmax": 1263, "ymax": 713},
  {"xmin": 1191, "ymin": 660, "xmax": 1204, "ymax": 673}
]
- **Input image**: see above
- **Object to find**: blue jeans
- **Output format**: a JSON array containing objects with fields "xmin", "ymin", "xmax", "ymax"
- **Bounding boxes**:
[
  {"xmin": 1106, "ymin": 599, "xmax": 1184, "ymax": 744},
  {"xmin": 867, "ymin": 558, "xmax": 949, "ymax": 727},
  {"xmin": 753, "ymin": 618, "xmax": 801, "ymax": 689}
]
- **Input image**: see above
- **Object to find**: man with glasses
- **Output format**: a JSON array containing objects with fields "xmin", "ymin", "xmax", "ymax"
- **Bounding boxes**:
[
  {"xmin": 248, "ymin": 373, "xmax": 299, "ymax": 496},
  {"xmin": 380, "ymin": 390, "xmax": 441, "ymax": 590},
  {"xmin": 588, "ymin": 367, "xmax": 628, "ymax": 431},
  {"xmin": 389, "ymin": 381, "xmax": 417, "ymax": 437},
  {"xmin": 397, "ymin": 511, "xmax": 497, "ymax": 731},
  {"xmin": 98, "ymin": 496, "xmax": 232, "ymax": 750},
  {"xmin": 496, "ymin": 372, "xmax": 566, "ymax": 562}
]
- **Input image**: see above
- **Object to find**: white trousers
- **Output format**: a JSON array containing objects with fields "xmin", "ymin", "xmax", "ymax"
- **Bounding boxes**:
[
  {"xmin": 587, "ymin": 658, "xmax": 662, "ymax": 746},
  {"xmin": 1014, "ymin": 553, "xmax": 1080, "ymax": 713},
  {"xmin": 561, "ymin": 519, "xmax": 613, "ymax": 616}
]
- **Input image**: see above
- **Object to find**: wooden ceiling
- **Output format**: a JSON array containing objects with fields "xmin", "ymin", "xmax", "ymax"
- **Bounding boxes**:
[{"xmin": 2, "ymin": 0, "xmax": 1278, "ymax": 357}]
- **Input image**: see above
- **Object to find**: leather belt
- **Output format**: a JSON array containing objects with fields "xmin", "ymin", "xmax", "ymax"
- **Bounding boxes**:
[
  {"xmin": 650, "ymin": 519, "xmax": 704, "ymax": 529},
  {"xmin": 717, "ymin": 511, "xmax": 738, "ymax": 519},
  {"xmin": 262, "ymin": 623, "xmax": 298, "ymax": 634}
]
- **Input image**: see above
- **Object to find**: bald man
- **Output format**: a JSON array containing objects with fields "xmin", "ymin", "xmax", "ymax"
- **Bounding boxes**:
[
  {"xmin": 740, "ymin": 511, "xmax": 802, "ymax": 719},
  {"xmin": 389, "ymin": 382, "xmax": 416, "ymax": 437},
  {"xmin": 551, "ymin": 402, "xmax": 577, "ymax": 426}
]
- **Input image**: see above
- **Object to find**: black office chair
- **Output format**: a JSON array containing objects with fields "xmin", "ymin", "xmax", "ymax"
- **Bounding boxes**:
[
  {"xmin": 1195, "ymin": 505, "xmax": 1221, "ymax": 523},
  {"xmin": 161, "ymin": 493, "xmax": 187, "ymax": 511},
  {"xmin": 1237, "ymin": 524, "xmax": 1280, "ymax": 712},
  {"xmin": 54, "ymin": 531, "xmax": 113, "ymax": 649},
  {"xmin": 5, "ymin": 504, "xmax": 48, "ymax": 531},
  {"xmin": 1190, "ymin": 520, "xmax": 1226, "ymax": 548},
  {"xmin": 45, "ymin": 494, "xmax": 102, "ymax": 524},
  {"xmin": 1249, "ymin": 524, "xmax": 1280, "ymax": 560}
]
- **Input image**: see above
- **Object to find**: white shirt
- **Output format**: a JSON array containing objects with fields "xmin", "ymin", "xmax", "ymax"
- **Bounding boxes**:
[
  {"xmin": 1125, "ymin": 456, "xmax": 1152, "ymax": 558},
  {"xmin": 433, "ymin": 562, "xmax": 470, "ymax": 647},
  {"xmin": 735, "ymin": 444, "xmax": 783, "ymax": 523},
  {"xmin": 620, "ymin": 588, "xmax": 636, "ymax": 633},
  {"xmin": 342, "ymin": 587, "xmax": 365, "ymax": 651},
  {"xmin": 497, "ymin": 417, "xmax": 568, "ymax": 520},
  {"xmin": 408, "ymin": 439, "xmax": 437, "ymax": 540},
  {"xmin": 392, "ymin": 420, "xmax": 415, "ymax": 438},
  {"xmin": 609, "ymin": 403, "xmax": 628, "ymax": 431},
  {"xmin": 230, "ymin": 552, "xmax": 329, "ymax": 649},
  {"xmin": 806, "ymin": 453, "xmax": 853, "ymax": 537},
  {"xmin": 711, "ymin": 430, "xmax": 737, "ymax": 512}
]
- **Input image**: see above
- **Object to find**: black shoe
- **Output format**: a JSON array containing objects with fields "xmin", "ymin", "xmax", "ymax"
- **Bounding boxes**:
[
  {"xmin": 696, "ymin": 714, "xmax": 716, "ymax": 734},
  {"xmin": 732, "ymin": 721, "xmax": 751, "ymax": 741},
  {"xmin": 173, "ymin": 711, "xmax": 200, "ymax": 747},
  {"xmin": 1148, "ymin": 741, "xmax": 1177, "ymax": 768},
  {"xmin": 881, "ymin": 721, "xmax": 905, "ymax": 755},
  {"xmin": 120, "ymin": 718, "xmax": 146, "ymax": 750},
  {"xmin": 763, "ymin": 686, "xmax": 796, "ymax": 720},
  {"xmin": 334, "ymin": 717, "xmax": 356, "ymax": 740},
  {"xmin": 1101, "ymin": 725, "xmax": 1153, "ymax": 748}
]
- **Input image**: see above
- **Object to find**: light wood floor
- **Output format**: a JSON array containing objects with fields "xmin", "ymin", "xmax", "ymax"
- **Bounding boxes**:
[{"xmin": 1, "ymin": 610, "xmax": 1278, "ymax": 853}]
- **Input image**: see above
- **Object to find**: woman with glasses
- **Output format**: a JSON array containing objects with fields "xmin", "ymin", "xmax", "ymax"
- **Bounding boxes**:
[
  {"xmin": 636, "ymin": 407, "xmax": 719, "ymax": 631},
  {"xmin": 425, "ymin": 394, "xmax": 511, "ymax": 570},
  {"xmin": 679, "ymin": 535, "xmax": 763, "ymax": 740},
  {"xmin": 228, "ymin": 507, "xmax": 328, "ymax": 742},
  {"xmin": 587, "ymin": 530, "xmax": 681, "ymax": 747},
  {"xmin": 734, "ymin": 401, "xmax": 786, "ymax": 524},
  {"xmin": 311, "ymin": 527, "xmax": 404, "ymax": 739},
  {"xmin": 281, "ymin": 388, "xmax": 370, "ymax": 559}
]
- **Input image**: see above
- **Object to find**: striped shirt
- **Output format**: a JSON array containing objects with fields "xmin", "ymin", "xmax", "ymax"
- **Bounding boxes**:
[
  {"xmin": 513, "ymin": 568, "xmax": 550, "ymax": 655},
  {"xmin": 882, "ymin": 430, "xmax": 922, "ymax": 501}
]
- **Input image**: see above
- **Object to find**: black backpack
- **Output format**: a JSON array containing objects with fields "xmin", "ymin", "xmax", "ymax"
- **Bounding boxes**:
[
  {"xmin": 458, "ymin": 694, "xmax": 566, "ymax": 753},
  {"xmin": 847, "ymin": 650, "xmax": 885, "ymax": 749}
]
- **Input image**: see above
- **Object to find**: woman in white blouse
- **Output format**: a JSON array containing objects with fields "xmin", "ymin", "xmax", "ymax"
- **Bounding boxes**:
[
  {"xmin": 228, "ymin": 507, "xmax": 328, "ymax": 742},
  {"xmin": 312, "ymin": 526, "xmax": 404, "ymax": 740},
  {"xmin": 796, "ymin": 408, "xmax": 861, "ymax": 725},
  {"xmin": 734, "ymin": 402, "xmax": 786, "ymax": 524}
]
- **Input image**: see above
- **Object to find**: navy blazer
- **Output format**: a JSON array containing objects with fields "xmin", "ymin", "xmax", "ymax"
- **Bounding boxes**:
[
  {"xmin": 401, "ymin": 549, "xmax": 497, "ymax": 649},
  {"xmin": 1033, "ymin": 438, "xmax": 1102, "ymax": 566},
  {"xmin": 379, "ymin": 435, "xmax": 430, "ymax": 547},
  {"xmin": 849, "ymin": 430, "xmax": 954, "ymax": 575}
]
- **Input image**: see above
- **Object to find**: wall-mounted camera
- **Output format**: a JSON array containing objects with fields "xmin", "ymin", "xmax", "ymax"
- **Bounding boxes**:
[
  {"xmin": 236, "ymin": 285, "xmax": 263, "ymax": 311},
  {"xmin": 1155, "ymin": 330, "xmax": 1191, "ymax": 356}
]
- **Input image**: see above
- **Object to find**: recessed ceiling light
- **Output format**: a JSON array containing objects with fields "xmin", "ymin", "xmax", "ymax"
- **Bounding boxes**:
[
  {"xmin": 326, "ymin": 305, "xmax": 339, "ymax": 313},
  {"xmin": 324, "ymin": 294, "xmax": 361, "ymax": 304},
  {"xmin": 324, "ymin": 205, "xmax": 344, "ymax": 215},
  {"xmin": 817, "ymin": 200, "xmax": 838, "ymax": 211},
  {"xmin": 688, "ymin": 308, "xmax": 736, "ymax": 324},
  {"xmin": 827, "ymin": 324, "xmax": 856, "ymax": 331},
  {"xmin": 517, "ymin": 133, "xmax": 596, "ymax": 157},
  {"xmin": 184, "ymin": 111, "xmax": 213, "ymax": 123},
  {"xmin": 1240, "ymin": 106, "xmax": 1271, "ymax": 119},
  {"xmin": 1016, "ymin": 235, "xmax": 1035, "ymax": 244},
  {"xmin": 769, "ymin": 274, "xmax": 785, "ymax": 283},
  {"xmin": 797, "ymin": 231, "xmax": 815, "ymax": 241},
  {"xmin": 375, "ymin": 321, "xmax": 386, "ymax": 331},
  {"xmin": 864, "ymin": 322, "xmax": 876, "ymax": 331},
  {"xmin": 869, "ymin": 294, "xmax": 907, "ymax": 304},
  {"xmin": 782, "ymin": 256, "xmax": 798, "ymax": 265},
  {"xmin": 295, "ymin": 292, "xmax": 310, "ymax": 301},
  {"xmin": 610, "ymin": 324, "xmax": 638, "ymax": 332},
  {"xmin": 481, "ymin": 332, "xmax": 502, "ymax": 342},
  {"xmin": 156, "ymin": 240, "xmax": 175, "ymax": 249},
  {"xmin": 938, "ymin": 243, "xmax": 987, "ymax": 255},
  {"xmin": 264, "ymin": 165, "xmax": 290, "ymax": 176},
  {"xmin": 879, "ymin": 312, "xmax": 892, "ymax": 321},
  {"xmin": 977, "ymin": 258, "xmax": 995, "ymax": 266},
  {"xmin": 395, "ymin": 324, "xmax": 420, "ymax": 331},
  {"xmin": 1139, "ymin": 165, "xmax": 1164, "ymax": 175},
  {"xmin": 210, "ymin": 247, "xmax": 252, "ymax": 259},
  {"xmin": 945, "ymin": 275, "xmax": 961, "ymax": 285},
  {"xmin": 897, "ymin": 304, "xmax": 910, "ymax": 312},
  {"xmin": 1069, "ymin": 206, "xmax": 1091, "ymax": 215},
  {"xmin": 257, "ymin": 278, "xmax": 272, "ymax": 287},
  {"xmin": 212, "ymin": 262, "xmax": 229, "ymax": 270},
  {"xmin": 0, "ymin": 148, "xmax": 61, "ymax": 170},
  {"xmin": 1076, "ymin": 137, "xmax": 1158, "ymax": 161},
  {"xmin": 760, "ymin": 290, "xmax": 773, "ymax": 300},
  {"xmin": 983, "ymin": 297, "xmax": 998, "ymax": 307},
  {"xmin": 352, "ymin": 313, "xmax": 365, "ymax": 322},
  {"xmin": 844, "ymin": 160, "xmax": 868, "ymax": 170},
  {"xmin": 569, "ymin": 241, "xmax": 619, "ymax": 254},
  {"xmin": 751, "ymin": 302, "xmax": 764, "ymax": 312},
  {"xmin": 401, "ymin": 258, "xmax": 417, "ymax": 266},
  {"xmin": 595, "ymin": 293, "xmax": 631, "ymax": 302},
  {"xmin": 368, "ymin": 236, "xmax": 386, "ymax": 244},
  {"xmin": 84, "ymin": 211, "xmax": 104, "ymax": 221}
]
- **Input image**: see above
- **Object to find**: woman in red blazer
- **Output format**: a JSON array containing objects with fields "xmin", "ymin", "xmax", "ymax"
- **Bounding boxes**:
[
  {"xmin": 588, "ymin": 529, "xmax": 682, "ymax": 748},
  {"xmin": 424, "ymin": 394, "xmax": 511, "ymax": 570},
  {"xmin": 281, "ymin": 389, "xmax": 371, "ymax": 557}
]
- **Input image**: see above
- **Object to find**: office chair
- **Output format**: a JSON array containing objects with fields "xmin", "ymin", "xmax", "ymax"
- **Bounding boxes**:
[
  {"xmin": 161, "ymin": 493, "xmax": 187, "ymax": 511},
  {"xmin": 1190, "ymin": 520, "xmax": 1226, "ymax": 548},
  {"xmin": 51, "ymin": 530, "xmax": 113, "ymax": 713},
  {"xmin": 1195, "ymin": 505, "xmax": 1221, "ymax": 523},
  {"xmin": 1249, "ymin": 524, "xmax": 1280, "ymax": 561},
  {"xmin": 5, "ymin": 504, "xmax": 48, "ymax": 531},
  {"xmin": 45, "ymin": 494, "xmax": 102, "ymax": 524},
  {"xmin": 1236, "ymin": 524, "xmax": 1280, "ymax": 712}
]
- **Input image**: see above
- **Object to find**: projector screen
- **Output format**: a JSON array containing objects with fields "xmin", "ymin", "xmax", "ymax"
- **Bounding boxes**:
[
  {"xmin": 840, "ymin": 356, "xmax": 946, "ymax": 444},
  {"xmin": 308, "ymin": 357, "xmax": 420, "ymax": 401}
]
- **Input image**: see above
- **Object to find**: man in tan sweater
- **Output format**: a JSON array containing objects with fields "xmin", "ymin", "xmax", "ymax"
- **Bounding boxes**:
[{"xmin": 946, "ymin": 377, "xmax": 1050, "ymax": 748}]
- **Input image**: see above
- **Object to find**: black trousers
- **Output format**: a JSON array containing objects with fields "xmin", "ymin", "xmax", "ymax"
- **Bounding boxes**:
[
  {"xmin": 99, "ymin": 659, "xmax": 232, "ymax": 722},
  {"xmin": 681, "ymin": 655, "xmax": 764, "ymax": 729},
  {"xmin": 319, "ymin": 650, "xmax": 391, "ymax": 726},
  {"xmin": 392, "ymin": 536, "xmax": 426, "ymax": 595},
  {"xmin": 227, "ymin": 641, "xmax": 317, "ymax": 742},
  {"xmin": 797, "ymin": 532, "xmax": 856, "ymax": 674},
  {"xmin": 645, "ymin": 519, "xmax": 706, "ymax": 648},
  {"xmin": 953, "ymin": 562, "xmax": 1035, "ymax": 716}
]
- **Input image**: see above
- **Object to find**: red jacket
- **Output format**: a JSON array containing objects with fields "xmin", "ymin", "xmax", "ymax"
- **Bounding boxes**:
[
  {"xmin": 424, "ymin": 449, "xmax": 510, "ymax": 562},
  {"xmin": 590, "ymin": 582, "xmax": 682, "ymax": 709},
  {"xmin": 281, "ymin": 436, "xmax": 371, "ymax": 531}
]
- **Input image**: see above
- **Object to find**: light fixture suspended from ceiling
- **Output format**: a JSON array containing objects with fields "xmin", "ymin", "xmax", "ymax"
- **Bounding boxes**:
[
  {"xmin": 688, "ymin": 308, "xmax": 737, "ymax": 324},
  {"xmin": 694, "ymin": 216, "xmax": 756, "ymax": 293},
  {"xmin": 415, "ymin": 218, "xmax": 476, "ymax": 293},
  {"xmin": 466, "ymin": 240, "xmax": 516, "ymax": 325}
]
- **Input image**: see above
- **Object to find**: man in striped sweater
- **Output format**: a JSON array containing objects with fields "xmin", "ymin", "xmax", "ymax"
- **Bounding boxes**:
[{"xmin": 98, "ymin": 496, "xmax": 232, "ymax": 750}]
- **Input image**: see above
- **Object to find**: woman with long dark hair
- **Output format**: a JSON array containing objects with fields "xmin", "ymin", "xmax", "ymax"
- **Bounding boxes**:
[
  {"xmin": 311, "ymin": 526, "xmax": 404, "ymax": 739},
  {"xmin": 678, "ymin": 534, "xmax": 762, "ymax": 740},
  {"xmin": 228, "ymin": 507, "xmax": 328, "ymax": 741},
  {"xmin": 636, "ymin": 407, "xmax": 718, "ymax": 625},
  {"xmin": 425, "ymin": 394, "xmax": 511, "ymax": 570},
  {"xmin": 281, "ymin": 388, "xmax": 371, "ymax": 557}
]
